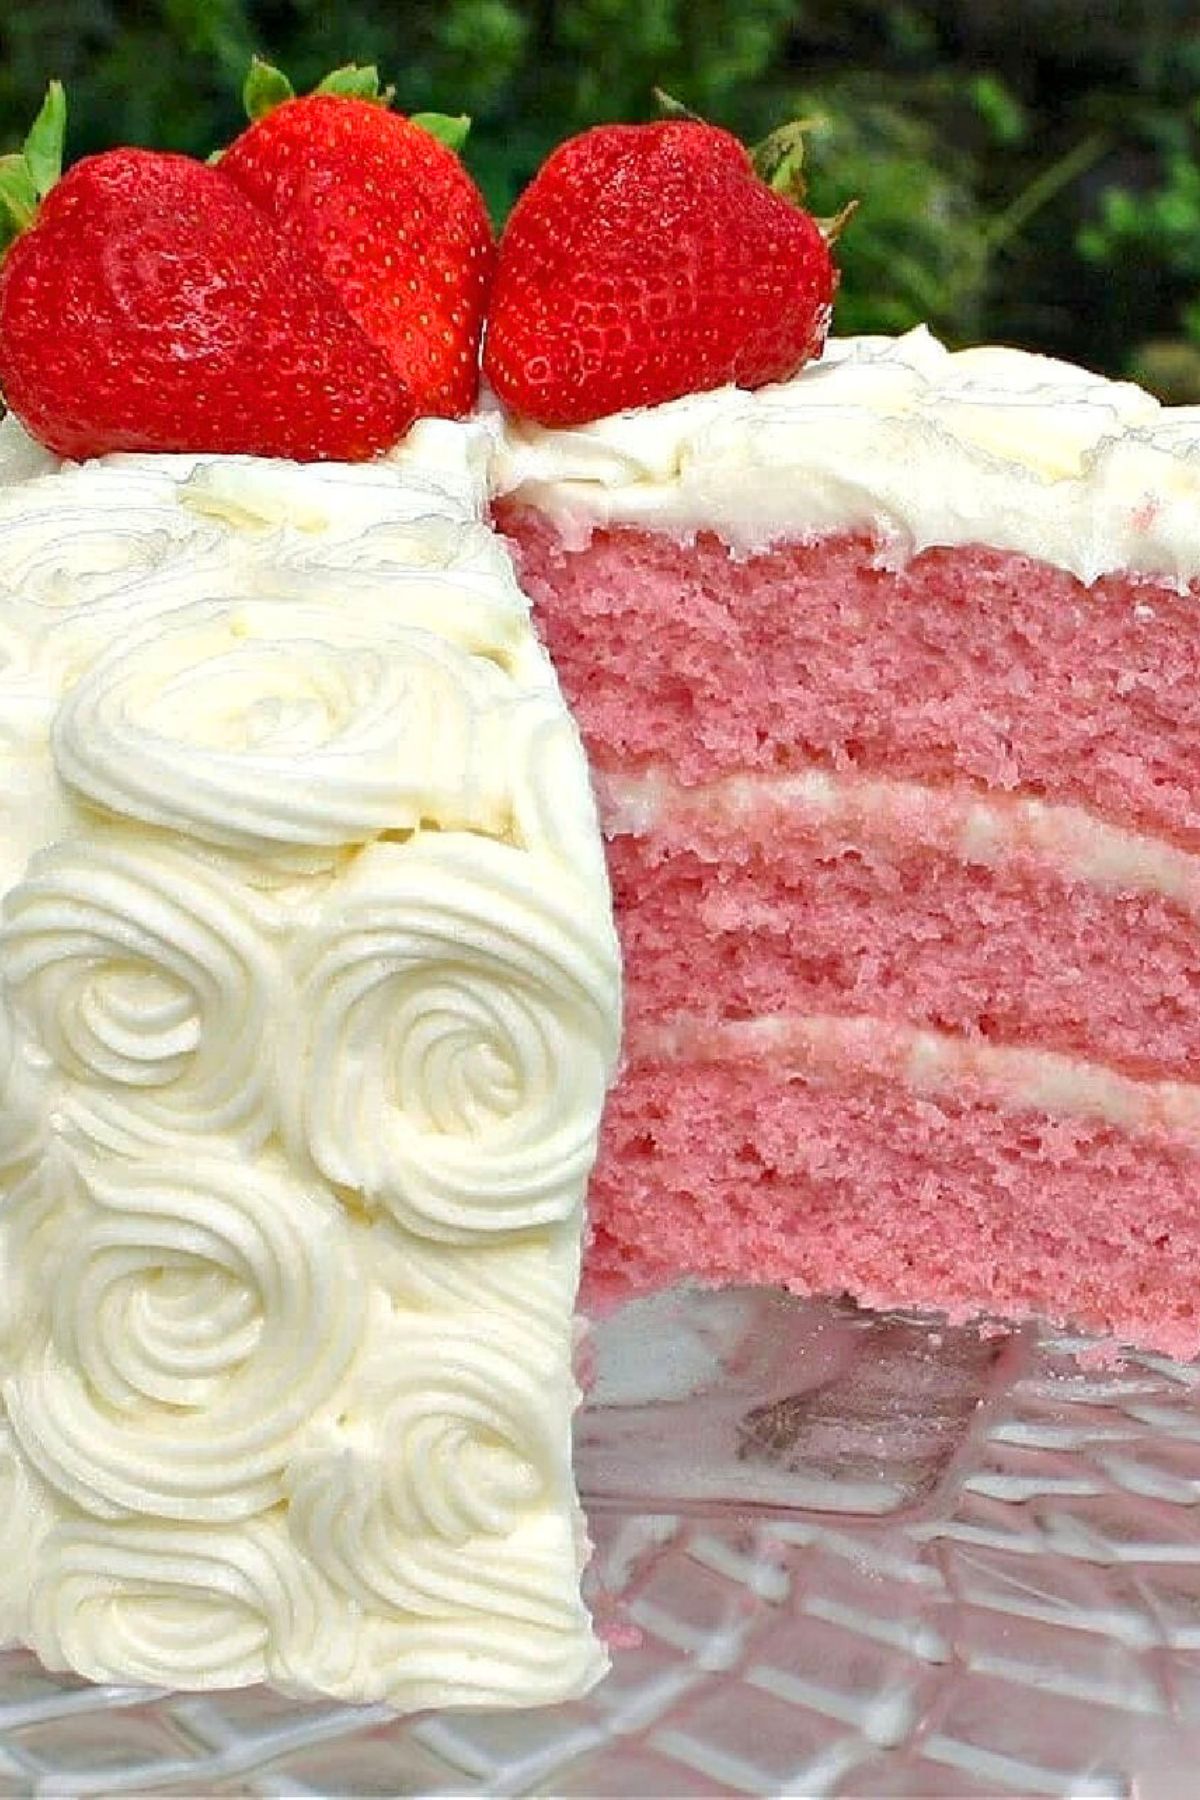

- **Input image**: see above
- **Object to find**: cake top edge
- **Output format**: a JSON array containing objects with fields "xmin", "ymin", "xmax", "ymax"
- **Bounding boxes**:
[
  {"xmin": 0, "ymin": 412, "xmax": 497, "ymax": 515},
  {"xmin": 494, "ymin": 324, "xmax": 1192, "ymax": 475},
  {"xmin": 490, "ymin": 325, "xmax": 1200, "ymax": 587}
]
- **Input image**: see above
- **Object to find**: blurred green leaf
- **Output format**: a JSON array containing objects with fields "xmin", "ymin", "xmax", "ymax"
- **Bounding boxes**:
[
  {"xmin": 969, "ymin": 74, "xmax": 1026, "ymax": 148},
  {"xmin": 242, "ymin": 56, "xmax": 294, "ymax": 120},
  {"xmin": 23, "ymin": 79, "xmax": 66, "ymax": 195}
]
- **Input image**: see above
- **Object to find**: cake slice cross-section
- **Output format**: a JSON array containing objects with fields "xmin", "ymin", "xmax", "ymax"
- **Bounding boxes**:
[{"xmin": 496, "ymin": 326, "xmax": 1200, "ymax": 1360}]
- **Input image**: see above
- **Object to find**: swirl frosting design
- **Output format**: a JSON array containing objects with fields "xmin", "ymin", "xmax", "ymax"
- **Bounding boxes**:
[
  {"xmin": 0, "ymin": 995, "xmax": 47, "ymax": 1179},
  {"xmin": 1, "ymin": 834, "xmax": 282, "ymax": 1154},
  {"xmin": 360, "ymin": 1215, "xmax": 579, "ymax": 1352},
  {"xmin": 0, "ymin": 467, "xmax": 238, "ymax": 694},
  {"xmin": 0, "ymin": 419, "xmax": 619, "ymax": 1709},
  {"xmin": 53, "ymin": 601, "xmax": 516, "ymax": 854},
  {"xmin": 293, "ymin": 832, "xmax": 619, "ymax": 1242},
  {"xmin": 5, "ymin": 1153, "xmax": 362, "ymax": 1521},
  {"xmin": 0, "ymin": 1415, "xmax": 51, "ymax": 1646},
  {"xmin": 28, "ymin": 1515, "xmax": 372, "ymax": 1694},
  {"xmin": 286, "ymin": 1326, "xmax": 582, "ymax": 1625}
]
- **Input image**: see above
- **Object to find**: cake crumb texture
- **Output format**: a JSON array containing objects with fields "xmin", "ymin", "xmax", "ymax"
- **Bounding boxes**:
[{"xmin": 508, "ymin": 502, "xmax": 1200, "ymax": 1359}]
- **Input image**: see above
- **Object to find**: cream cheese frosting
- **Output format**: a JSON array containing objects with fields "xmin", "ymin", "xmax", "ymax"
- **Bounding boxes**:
[
  {"xmin": 0, "ymin": 420, "xmax": 620, "ymax": 1710},
  {"xmin": 492, "ymin": 326, "xmax": 1200, "ymax": 585},
  {"xmin": 632, "ymin": 1012, "xmax": 1200, "ymax": 1141},
  {"xmin": 600, "ymin": 765, "xmax": 1200, "ymax": 912}
]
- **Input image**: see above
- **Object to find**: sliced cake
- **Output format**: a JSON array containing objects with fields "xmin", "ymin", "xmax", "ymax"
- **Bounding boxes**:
[
  {"xmin": 5, "ymin": 62, "xmax": 1196, "ymax": 1723},
  {"xmin": 495, "ymin": 326, "xmax": 1200, "ymax": 1361}
]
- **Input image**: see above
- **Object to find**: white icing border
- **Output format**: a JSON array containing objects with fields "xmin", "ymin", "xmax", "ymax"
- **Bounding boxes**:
[{"xmin": 492, "ymin": 327, "xmax": 1200, "ymax": 584}]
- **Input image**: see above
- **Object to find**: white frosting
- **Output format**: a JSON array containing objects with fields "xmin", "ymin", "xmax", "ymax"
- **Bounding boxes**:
[
  {"xmin": 27, "ymin": 1513, "xmax": 376, "ymax": 1695},
  {"xmin": 284, "ymin": 1320, "xmax": 585, "ymax": 1627},
  {"xmin": 0, "ymin": 995, "xmax": 47, "ymax": 1179},
  {"xmin": 26, "ymin": 1503, "xmax": 601, "ymax": 1706},
  {"xmin": 636, "ymin": 1011, "xmax": 1200, "ymax": 1139},
  {"xmin": 492, "ymin": 326, "xmax": 1200, "ymax": 584},
  {"xmin": 3, "ymin": 834, "xmax": 284, "ymax": 1157},
  {"xmin": 0, "ymin": 424, "xmax": 619, "ymax": 1710},
  {"xmin": 4, "ymin": 1152, "xmax": 364, "ymax": 1521},
  {"xmin": 53, "ymin": 600, "xmax": 519, "ymax": 854},
  {"xmin": 601, "ymin": 765, "xmax": 1200, "ymax": 912},
  {"xmin": 291, "ymin": 832, "xmax": 619, "ymax": 1244}
]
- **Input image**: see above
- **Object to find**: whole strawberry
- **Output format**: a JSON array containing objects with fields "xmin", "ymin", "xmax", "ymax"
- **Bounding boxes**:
[
  {"xmin": 220, "ymin": 63, "xmax": 495, "ymax": 419},
  {"xmin": 484, "ymin": 114, "xmax": 841, "ymax": 426},
  {"xmin": 0, "ymin": 105, "xmax": 413, "ymax": 462}
]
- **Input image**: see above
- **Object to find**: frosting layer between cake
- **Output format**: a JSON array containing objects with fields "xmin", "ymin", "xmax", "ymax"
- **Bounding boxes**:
[
  {"xmin": 494, "ymin": 326, "xmax": 1200, "ymax": 583},
  {"xmin": 0, "ymin": 419, "xmax": 621, "ymax": 1707}
]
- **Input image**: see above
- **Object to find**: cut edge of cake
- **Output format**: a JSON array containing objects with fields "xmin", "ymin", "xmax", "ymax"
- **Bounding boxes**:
[{"xmin": 493, "ymin": 327, "xmax": 1200, "ymax": 1361}]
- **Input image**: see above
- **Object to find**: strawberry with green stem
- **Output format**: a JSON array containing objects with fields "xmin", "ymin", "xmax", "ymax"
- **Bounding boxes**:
[
  {"xmin": 484, "ymin": 100, "xmax": 849, "ymax": 427},
  {"xmin": 0, "ymin": 83, "xmax": 414, "ymax": 462},
  {"xmin": 220, "ymin": 60, "xmax": 495, "ymax": 419}
]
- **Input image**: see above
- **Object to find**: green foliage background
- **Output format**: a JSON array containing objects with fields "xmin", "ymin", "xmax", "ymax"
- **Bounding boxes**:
[{"xmin": 3, "ymin": 0, "xmax": 1200, "ymax": 394}]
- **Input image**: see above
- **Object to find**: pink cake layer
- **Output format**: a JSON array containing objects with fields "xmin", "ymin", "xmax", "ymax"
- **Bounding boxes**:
[
  {"xmin": 586, "ymin": 1037, "xmax": 1200, "ymax": 1361},
  {"xmin": 608, "ymin": 820, "xmax": 1200, "ymax": 1085},
  {"xmin": 503, "ymin": 510, "xmax": 1200, "ymax": 1352},
  {"xmin": 504, "ymin": 510, "xmax": 1200, "ymax": 850}
]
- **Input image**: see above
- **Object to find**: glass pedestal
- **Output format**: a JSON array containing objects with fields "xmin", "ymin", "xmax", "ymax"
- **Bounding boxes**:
[{"xmin": 3, "ymin": 1288, "xmax": 1200, "ymax": 1797}]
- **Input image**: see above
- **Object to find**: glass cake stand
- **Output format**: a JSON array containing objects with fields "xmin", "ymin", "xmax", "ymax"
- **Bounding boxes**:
[{"xmin": 3, "ymin": 1287, "xmax": 1200, "ymax": 1797}]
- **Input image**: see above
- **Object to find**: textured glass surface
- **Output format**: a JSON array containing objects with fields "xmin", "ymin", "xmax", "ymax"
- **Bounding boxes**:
[{"xmin": 5, "ymin": 1286, "xmax": 1200, "ymax": 1795}]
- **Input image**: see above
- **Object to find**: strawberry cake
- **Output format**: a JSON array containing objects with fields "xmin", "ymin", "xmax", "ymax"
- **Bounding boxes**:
[
  {"xmin": 4, "ymin": 59, "xmax": 1200, "ymax": 1718},
  {"xmin": 495, "ymin": 324, "xmax": 1200, "ymax": 1363}
]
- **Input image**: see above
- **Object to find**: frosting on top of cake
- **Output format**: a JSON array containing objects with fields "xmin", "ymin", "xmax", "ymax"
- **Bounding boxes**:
[
  {"xmin": 492, "ymin": 326, "xmax": 1200, "ymax": 584},
  {"xmin": 0, "ymin": 421, "xmax": 620, "ymax": 1708}
]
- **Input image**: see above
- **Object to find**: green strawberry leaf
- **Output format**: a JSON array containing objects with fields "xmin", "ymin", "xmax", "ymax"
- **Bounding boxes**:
[
  {"xmin": 315, "ymin": 64, "xmax": 394, "ymax": 106},
  {"xmin": 243, "ymin": 56, "xmax": 295, "ymax": 122},
  {"xmin": 653, "ymin": 88, "xmax": 703, "ymax": 123},
  {"xmin": 0, "ymin": 155, "xmax": 36, "ymax": 256},
  {"xmin": 0, "ymin": 80, "xmax": 68, "ymax": 256},
  {"xmin": 751, "ymin": 115, "xmax": 856, "ymax": 233},
  {"xmin": 23, "ymin": 80, "xmax": 66, "ymax": 198},
  {"xmin": 411, "ymin": 112, "xmax": 471, "ymax": 152},
  {"xmin": 751, "ymin": 119, "xmax": 815, "ymax": 206},
  {"xmin": 0, "ymin": 155, "xmax": 37, "ymax": 223},
  {"xmin": 814, "ymin": 198, "xmax": 859, "ymax": 246}
]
